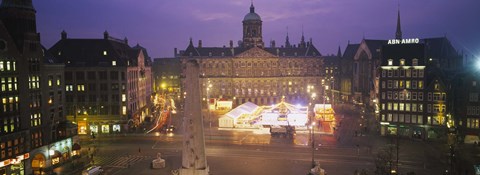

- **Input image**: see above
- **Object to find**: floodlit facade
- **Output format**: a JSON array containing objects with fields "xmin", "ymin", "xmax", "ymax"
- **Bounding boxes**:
[
  {"xmin": 48, "ymin": 31, "xmax": 153, "ymax": 134},
  {"xmin": 379, "ymin": 43, "xmax": 452, "ymax": 139},
  {"xmin": 180, "ymin": 3, "xmax": 328, "ymax": 108}
]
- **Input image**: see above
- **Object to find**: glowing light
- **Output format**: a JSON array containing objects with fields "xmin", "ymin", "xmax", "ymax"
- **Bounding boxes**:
[{"xmin": 49, "ymin": 150, "xmax": 54, "ymax": 156}]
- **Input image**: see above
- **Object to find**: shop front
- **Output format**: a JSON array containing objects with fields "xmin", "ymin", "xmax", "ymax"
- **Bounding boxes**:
[{"xmin": 0, "ymin": 153, "xmax": 29, "ymax": 175}]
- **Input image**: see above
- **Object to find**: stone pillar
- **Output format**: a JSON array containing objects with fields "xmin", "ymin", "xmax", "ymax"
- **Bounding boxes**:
[{"xmin": 178, "ymin": 60, "xmax": 209, "ymax": 175}]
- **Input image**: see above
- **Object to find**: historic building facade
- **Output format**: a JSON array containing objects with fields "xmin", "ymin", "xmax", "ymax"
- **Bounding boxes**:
[
  {"xmin": 378, "ymin": 43, "xmax": 454, "ymax": 140},
  {"xmin": 48, "ymin": 31, "xmax": 152, "ymax": 134},
  {"xmin": 180, "ymin": 3, "xmax": 326, "ymax": 108},
  {"xmin": 0, "ymin": 1, "xmax": 77, "ymax": 174}
]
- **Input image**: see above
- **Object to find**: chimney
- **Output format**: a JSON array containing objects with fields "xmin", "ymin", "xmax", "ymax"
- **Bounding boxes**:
[
  {"xmin": 174, "ymin": 48, "xmax": 178, "ymax": 57},
  {"xmin": 124, "ymin": 37, "xmax": 128, "ymax": 44},
  {"xmin": 271, "ymin": 40, "xmax": 276, "ymax": 48},
  {"xmin": 229, "ymin": 40, "xmax": 233, "ymax": 48},
  {"xmin": 104, "ymin": 30, "xmax": 109, "ymax": 39},
  {"xmin": 198, "ymin": 40, "xmax": 202, "ymax": 48},
  {"xmin": 61, "ymin": 30, "xmax": 67, "ymax": 40}
]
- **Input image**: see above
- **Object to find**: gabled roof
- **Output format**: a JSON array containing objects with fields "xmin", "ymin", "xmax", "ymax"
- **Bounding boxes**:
[
  {"xmin": 422, "ymin": 37, "xmax": 460, "ymax": 58},
  {"xmin": 181, "ymin": 44, "xmax": 321, "ymax": 58},
  {"xmin": 224, "ymin": 102, "xmax": 259, "ymax": 119},
  {"xmin": 342, "ymin": 44, "xmax": 360, "ymax": 59},
  {"xmin": 48, "ymin": 37, "xmax": 141, "ymax": 67},
  {"xmin": 363, "ymin": 39, "xmax": 387, "ymax": 56}
]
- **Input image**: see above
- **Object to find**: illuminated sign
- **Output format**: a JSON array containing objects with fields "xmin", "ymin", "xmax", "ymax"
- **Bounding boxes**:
[
  {"xmin": 388, "ymin": 38, "xmax": 420, "ymax": 45},
  {"xmin": 0, "ymin": 153, "xmax": 29, "ymax": 168}
]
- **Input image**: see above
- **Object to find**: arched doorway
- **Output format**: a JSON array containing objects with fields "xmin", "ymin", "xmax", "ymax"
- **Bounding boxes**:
[{"xmin": 31, "ymin": 153, "xmax": 46, "ymax": 175}]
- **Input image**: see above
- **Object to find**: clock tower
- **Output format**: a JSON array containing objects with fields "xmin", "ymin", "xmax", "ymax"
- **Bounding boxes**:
[{"xmin": 242, "ymin": 2, "xmax": 264, "ymax": 48}]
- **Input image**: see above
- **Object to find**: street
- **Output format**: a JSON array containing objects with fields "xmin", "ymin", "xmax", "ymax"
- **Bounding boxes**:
[{"xmin": 61, "ymin": 106, "xmax": 450, "ymax": 175}]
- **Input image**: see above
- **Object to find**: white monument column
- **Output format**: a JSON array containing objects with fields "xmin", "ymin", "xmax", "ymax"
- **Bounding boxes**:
[{"xmin": 178, "ymin": 60, "xmax": 209, "ymax": 175}]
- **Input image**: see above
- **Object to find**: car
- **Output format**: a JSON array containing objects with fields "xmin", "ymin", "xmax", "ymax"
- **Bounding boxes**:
[{"xmin": 166, "ymin": 125, "xmax": 176, "ymax": 133}]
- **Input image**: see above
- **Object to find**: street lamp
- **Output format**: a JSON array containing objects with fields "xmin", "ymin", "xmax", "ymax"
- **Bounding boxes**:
[
  {"xmin": 311, "ymin": 121, "xmax": 316, "ymax": 168},
  {"xmin": 207, "ymin": 83, "xmax": 212, "ymax": 128}
]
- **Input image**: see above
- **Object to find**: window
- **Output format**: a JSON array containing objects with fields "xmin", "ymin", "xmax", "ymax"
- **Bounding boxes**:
[
  {"xmin": 400, "ymin": 59, "xmax": 405, "ymax": 66},
  {"xmin": 418, "ymin": 81, "xmax": 423, "ymax": 89},
  {"xmin": 412, "ymin": 59, "xmax": 418, "ymax": 66},
  {"xmin": 65, "ymin": 85, "xmax": 73, "ymax": 92},
  {"xmin": 405, "ymin": 69, "xmax": 411, "ymax": 77},
  {"xmin": 77, "ymin": 84, "xmax": 85, "ymax": 91},
  {"xmin": 122, "ymin": 94, "xmax": 126, "ymax": 102},
  {"xmin": 388, "ymin": 59, "xmax": 393, "ymax": 66},
  {"xmin": 103, "ymin": 51, "xmax": 107, "ymax": 55},
  {"xmin": 56, "ymin": 75, "xmax": 61, "ymax": 86},
  {"xmin": 48, "ymin": 75, "xmax": 53, "ymax": 87},
  {"xmin": 474, "ymin": 81, "xmax": 477, "ymax": 87},
  {"xmin": 112, "ymin": 61, "xmax": 116, "ymax": 66},
  {"xmin": 469, "ymin": 93, "xmax": 478, "ymax": 102},
  {"xmin": 382, "ymin": 70, "xmax": 386, "ymax": 77},
  {"xmin": 387, "ymin": 70, "xmax": 393, "ymax": 77},
  {"xmin": 418, "ymin": 70, "xmax": 424, "ymax": 77},
  {"xmin": 412, "ymin": 70, "xmax": 417, "ymax": 77},
  {"xmin": 418, "ymin": 92, "xmax": 423, "ymax": 100}
]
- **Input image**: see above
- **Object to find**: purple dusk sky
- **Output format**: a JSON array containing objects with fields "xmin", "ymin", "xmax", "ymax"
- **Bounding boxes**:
[{"xmin": 34, "ymin": 0, "xmax": 480, "ymax": 58}]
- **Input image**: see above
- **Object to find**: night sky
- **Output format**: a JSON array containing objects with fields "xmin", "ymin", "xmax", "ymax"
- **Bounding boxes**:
[{"xmin": 34, "ymin": 0, "xmax": 480, "ymax": 58}]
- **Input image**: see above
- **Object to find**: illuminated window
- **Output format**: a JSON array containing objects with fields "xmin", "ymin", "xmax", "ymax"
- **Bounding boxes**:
[
  {"xmin": 122, "ymin": 106, "xmax": 127, "ymax": 115},
  {"xmin": 66, "ymin": 85, "xmax": 73, "ymax": 92},
  {"xmin": 6, "ymin": 61, "xmax": 10, "ymax": 70},
  {"xmin": 400, "ymin": 59, "xmax": 405, "ymax": 66},
  {"xmin": 122, "ymin": 94, "xmax": 126, "ymax": 102},
  {"xmin": 0, "ymin": 61, "xmax": 3, "ymax": 71},
  {"xmin": 103, "ymin": 51, "xmax": 107, "ymax": 55},
  {"xmin": 388, "ymin": 59, "xmax": 393, "ymax": 66},
  {"xmin": 48, "ymin": 76, "xmax": 53, "ymax": 87},
  {"xmin": 56, "ymin": 75, "xmax": 61, "ymax": 86},
  {"xmin": 112, "ymin": 61, "xmax": 116, "ymax": 66},
  {"xmin": 77, "ymin": 84, "xmax": 85, "ymax": 91}
]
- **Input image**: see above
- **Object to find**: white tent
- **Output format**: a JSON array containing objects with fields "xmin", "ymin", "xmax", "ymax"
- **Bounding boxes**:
[{"xmin": 219, "ymin": 102, "xmax": 259, "ymax": 128}]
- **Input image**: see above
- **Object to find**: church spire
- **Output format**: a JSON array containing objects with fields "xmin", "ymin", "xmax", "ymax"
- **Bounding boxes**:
[
  {"xmin": 250, "ymin": 1, "xmax": 255, "ymax": 13},
  {"xmin": 300, "ymin": 25, "xmax": 306, "ymax": 48},
  {"xmin": 395, "ymin": 5, "xmax": 402, "ymax": 39},
  {"xmin": 285, "ymin": 26, "xmax": 291, "ymax": 48},
  {"xmin": 337, "ymin": 46, "xmax": 342, "ymax": 58}
]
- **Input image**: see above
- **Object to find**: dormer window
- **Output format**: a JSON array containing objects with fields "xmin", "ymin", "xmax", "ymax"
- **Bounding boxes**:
[
  {"xmin": 103, "ymin": 51, "xmax": 107, "ymax": 55},
  {"xmin": 112, "ymin": 61, "xmax": 117, "ymax": 66},
  {"xmin": 412, "ymin": 59, "xmax": 418, "ymax": 66},
  {"xmin": 388, "ymin": 59, "xmax": 393, "ymax": 66},
  {"xmin": 400, "ymin": 59, "xmax": 405, "ymax": 66}
]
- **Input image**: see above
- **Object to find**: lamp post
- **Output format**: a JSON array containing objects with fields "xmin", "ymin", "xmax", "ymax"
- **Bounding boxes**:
[
  {"xmin": 310, "ymin": 92, "xmax": 317, "ymax": 168},
  {"xmin": 323, "ymin": 85, "xmax": 328, "ymax": 121},
  {"xmin": 311, "ymin": 121, "xmax": 316, "ymax": 168},
  {"xmin": 207, "ymin": 83, "xmax": 212, "ymax": 128}
]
